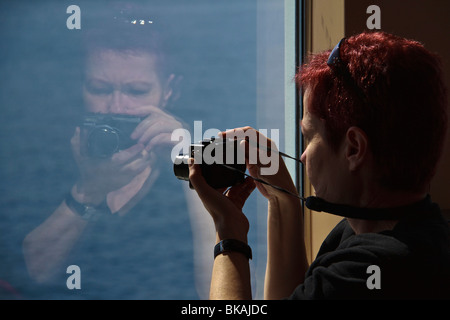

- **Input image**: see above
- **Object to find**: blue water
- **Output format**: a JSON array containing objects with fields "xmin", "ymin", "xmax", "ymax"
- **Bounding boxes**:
[{"xmin": 0, "ymin": 0, "xmax": 258, "ymax": 299}]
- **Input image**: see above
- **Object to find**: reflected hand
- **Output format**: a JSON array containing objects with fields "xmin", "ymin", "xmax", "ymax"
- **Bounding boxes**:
[
  {"xmin": 71, "ymin": 127, "xmax": 155, "ymax": 204},
  {"xmin": 130, "ymin": 105, "xmax": 184, "ymax": 155}
]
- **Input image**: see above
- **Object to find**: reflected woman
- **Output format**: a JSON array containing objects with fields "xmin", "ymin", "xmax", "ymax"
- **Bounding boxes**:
[{"xmin": 22, "ymin": 6, "xmax": 212, "ymax": 299}]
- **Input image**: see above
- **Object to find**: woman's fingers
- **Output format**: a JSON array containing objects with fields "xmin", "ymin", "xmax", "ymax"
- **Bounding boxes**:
[
  {"xmin": 188, "ymin": 159, "xmax": 251, "ymax": 241},
  {"xmin": 224, "ymin": 177, "xmax": 256, "ymax": 210},
  {"xmin": 220, "ymin": 127, "xmax": 298, "ymax": 200},
  {"xmin": 111, "ymin": 143, "xmax": 145, "ymax": 163},
  {"xmin": 219, "ymin": 126, "xmax": 278, "ymax": 169},
  {"xmin": 188, "ymin": 161, "xmax": 225, "ymax": 219},
  {"xmin": 131, "ymin": 107, "xmax": 182, "ymax": 150}
]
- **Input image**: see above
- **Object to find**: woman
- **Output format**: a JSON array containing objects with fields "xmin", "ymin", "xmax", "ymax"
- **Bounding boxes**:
[{"xmin": 189, "ymin": 31, "xmax": 450, "ymax": 299}]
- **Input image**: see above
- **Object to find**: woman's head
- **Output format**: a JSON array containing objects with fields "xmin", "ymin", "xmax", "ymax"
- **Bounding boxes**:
[
  {"xmin": 81, "ymin": 10, "xmax": 175, "ymax": 115},
  {"xmin": 82, "ymin": 49, "xmax": 172, "ymax": 114},
  {"xmin": 297, "ymin": 31, "xmax": 448, "ymax": 193}
]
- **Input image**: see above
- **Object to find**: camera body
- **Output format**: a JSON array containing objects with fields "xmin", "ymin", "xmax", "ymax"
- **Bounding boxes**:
[
  {"xmin": 81, "ymin": 113, "xmax": 143, "ymax": 158},
  {"xmin": 173, "ymin": 137, "xmax": 246, "ymax": 189}
]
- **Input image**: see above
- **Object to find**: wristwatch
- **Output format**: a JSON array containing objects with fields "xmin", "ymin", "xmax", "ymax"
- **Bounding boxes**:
[
  {"xmin": 65, "ymin": 192, "xmax": 110, "ymax": 221},
  {"xmin": 214, "ymin": 239, "xmax": 252, "ymax": 260}
]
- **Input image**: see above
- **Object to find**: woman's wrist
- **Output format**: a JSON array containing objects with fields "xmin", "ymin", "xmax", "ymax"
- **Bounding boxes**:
[
  {"xmin": 215, "ymin": 228, "xmax": 248, "ymax": 245},
  {"xmin": 213, "ymin": 213, "xmax": 249, "ymax": 245},
  {"xmin": 71, "ymin": 183, "xmax": 106, "ymax": 206},
  {"xmin": 268, "ymin": 193, "xmax": 301, "ymax": 214},
  {"xmin": 214, "ymin": 239, "xmax": 252, "ymax": 260}
]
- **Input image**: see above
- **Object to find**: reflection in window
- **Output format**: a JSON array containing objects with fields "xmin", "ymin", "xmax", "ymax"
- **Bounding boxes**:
[{"xmin": 0, "ymin": 0, "xmax": 295, "ymax": 300}]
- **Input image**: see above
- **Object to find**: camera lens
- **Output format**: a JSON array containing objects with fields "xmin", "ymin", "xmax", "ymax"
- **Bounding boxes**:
[
  {"xmin": 87, "ymin": 125, "xmax": 120, "ymax": 158},
  {"xmin": 173, "ymin": 154, "xmax": 190, "ymax": 181}
]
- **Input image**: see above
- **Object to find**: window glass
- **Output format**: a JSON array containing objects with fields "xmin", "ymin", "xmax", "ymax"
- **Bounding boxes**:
[{"xmin": 0, "ymin": 0, "xmax": 297, "ymax": 300}]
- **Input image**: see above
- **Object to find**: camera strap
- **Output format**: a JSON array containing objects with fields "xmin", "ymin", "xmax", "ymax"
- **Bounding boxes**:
[
  {"xmin": 304, "ymin": 195, "xmax": 434, "ymax": 220},
  {"xmin": 220, "ymin": 164, "xmax": 304, "ymax": 200},
  {"xmin": 220, "ymin": 164, "xmax": 434, "ymax": 221}
]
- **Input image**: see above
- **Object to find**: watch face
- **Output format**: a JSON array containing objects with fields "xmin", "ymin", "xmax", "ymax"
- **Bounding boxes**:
[{"xmin": 82, "ymin": 206, "xmax": 101, "ymax": 221}]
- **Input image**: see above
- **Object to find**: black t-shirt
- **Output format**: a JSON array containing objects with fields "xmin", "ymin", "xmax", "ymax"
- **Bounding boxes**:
[{"xmin": 288, "ymin": 200, "xmax": 450, "ymax": 299}]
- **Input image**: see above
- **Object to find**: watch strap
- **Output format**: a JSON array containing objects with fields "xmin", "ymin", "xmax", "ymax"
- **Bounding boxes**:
[
  {"xmin": 214, "ymin": 239, "xmax": 252, "ymax": 260},
  {"xmin": 65, "ymin": 192, "xmax": 110, "ymax": 221}
]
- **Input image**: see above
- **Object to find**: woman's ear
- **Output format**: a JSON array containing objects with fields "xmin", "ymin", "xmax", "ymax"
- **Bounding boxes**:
[
  {"xmin": 345, "ymin": 126, "xmax": 370, "ymax": 172},
  {"xmin": 161, "ymin": 73, "xmax": 183, "ymax": 109}
]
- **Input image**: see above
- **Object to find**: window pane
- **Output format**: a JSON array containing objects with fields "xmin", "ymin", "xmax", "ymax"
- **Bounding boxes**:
[
  {"xmin": 254, "ymin": 0, "xmax": 300, "ymax": 299},
  {"xmin": 0, "ymin": 0, "xmax": 298, "ymax": 300}
]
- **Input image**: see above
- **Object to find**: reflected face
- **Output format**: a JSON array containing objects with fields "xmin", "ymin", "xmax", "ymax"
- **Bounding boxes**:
[{"xmin": 83, "ymin": 49, "xmax": 166, "ymax": 115}]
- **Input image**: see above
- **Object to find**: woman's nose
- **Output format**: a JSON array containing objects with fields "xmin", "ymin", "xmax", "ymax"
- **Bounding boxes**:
[
  {"xmin": 300, "ymin": 151, "xmax": 306, "ymax": 164},
  {"xmin": 108, "ymin": 90, "xmax": 127, "ymax": 113}
]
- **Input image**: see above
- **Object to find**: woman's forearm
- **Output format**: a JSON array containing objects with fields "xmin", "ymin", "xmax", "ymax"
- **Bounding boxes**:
[
  {"xmin": 264, "ymin": 196, "xmax": 308, "ymax": 300},
  {"xmin": 209, "ymin": 248, "xmax": 252, "ymax": 300}
]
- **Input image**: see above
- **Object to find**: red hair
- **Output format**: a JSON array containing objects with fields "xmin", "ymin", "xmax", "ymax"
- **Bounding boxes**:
[{"xmin": 297, "ymin": 31, "xmax": 448, "ymax": 192}]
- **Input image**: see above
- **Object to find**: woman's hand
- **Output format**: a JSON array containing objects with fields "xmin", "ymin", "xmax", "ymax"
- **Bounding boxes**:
[
  {"xmin": 220, "ymin": 126, "xmax": 298, "ymax": 202},
  {"xmin": 217, "ymin": 128, "xmax": 307, "ymax": 300},
  {"xmin": 189, "ymin": 161, "xmax": 256, "ymax": 243},
  {"xmin": 189, "ymin": 126, "xmax": 306, "ymax": 300}
]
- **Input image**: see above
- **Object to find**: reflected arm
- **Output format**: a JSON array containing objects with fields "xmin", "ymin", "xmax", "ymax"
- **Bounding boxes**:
[{"xmin": 22, "ymin": 198, "xmax": 88, "ymax": 283}]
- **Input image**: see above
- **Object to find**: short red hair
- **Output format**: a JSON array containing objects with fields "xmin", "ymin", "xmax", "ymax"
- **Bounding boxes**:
[{"xmin": 297, "ymin": 31, "xmax": 448, "ymax": 192}]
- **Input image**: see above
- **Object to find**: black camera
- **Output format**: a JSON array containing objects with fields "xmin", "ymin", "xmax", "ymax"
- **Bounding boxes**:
[
  {"xmin": 173, "ymin": 137, "xmax": 246, "ymax": 189},
  {"xmin": 82, "ymin": 113, "xmax": 143, "ymax": 158}
]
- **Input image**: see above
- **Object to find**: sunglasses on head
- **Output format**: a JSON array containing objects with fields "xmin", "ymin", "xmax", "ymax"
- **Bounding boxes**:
[
  {"xmin": 327, "ymin": 38, "xmax": 354, "ymax": 78},
  {"xmin": 327, "ymin": 37, "xmax": 366, "ymax": 102}
]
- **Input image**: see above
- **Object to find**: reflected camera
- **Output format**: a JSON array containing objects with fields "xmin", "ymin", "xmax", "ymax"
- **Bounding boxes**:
[{"xmin": 82, "ymin": 113, "xmax": 143, "ymax": 158}]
